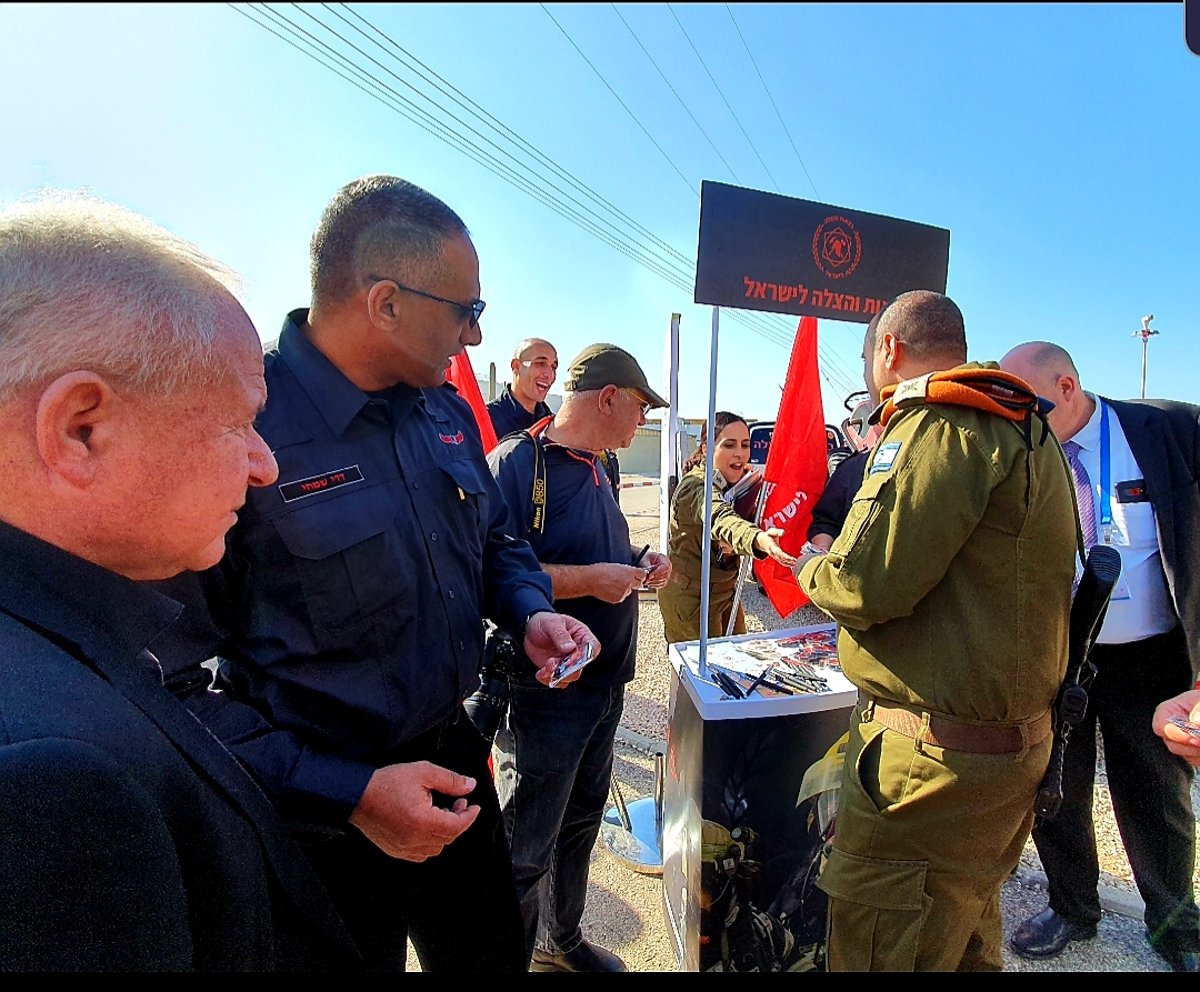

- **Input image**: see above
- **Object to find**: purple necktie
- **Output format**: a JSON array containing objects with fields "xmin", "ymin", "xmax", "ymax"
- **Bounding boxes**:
[{"xmin": 1063, "ymin": 439, "xmax": 1098, "ymax": 548}]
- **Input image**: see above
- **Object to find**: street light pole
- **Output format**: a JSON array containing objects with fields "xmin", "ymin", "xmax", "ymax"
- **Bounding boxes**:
[{"xmin": 1132, "ymin": 314, "xmax": 1159, "ymax": 399}]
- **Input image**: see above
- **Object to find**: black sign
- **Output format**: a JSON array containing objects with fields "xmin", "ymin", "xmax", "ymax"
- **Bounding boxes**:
[{"xmin": 694, "ymin": 180, "xmax": 950, "ymax": 324}]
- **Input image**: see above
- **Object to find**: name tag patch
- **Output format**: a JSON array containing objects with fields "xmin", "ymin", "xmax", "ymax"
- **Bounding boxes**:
[
  {"xmin": 870, "ymin": 442, "xmax": 902, "ymax": 475},
  {"xmin": 278, "ymin": 465, "xmax": 364, "ymax": 503}
]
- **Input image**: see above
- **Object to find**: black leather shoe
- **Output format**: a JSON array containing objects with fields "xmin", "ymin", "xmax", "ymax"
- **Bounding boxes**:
[
  {"xmin": 1010, "ymin": 907, "xmax": 1098, "ymax": 959},
  {"xmin": 530, "ymin": 938, "xmax": 628, "ymax": 972}
]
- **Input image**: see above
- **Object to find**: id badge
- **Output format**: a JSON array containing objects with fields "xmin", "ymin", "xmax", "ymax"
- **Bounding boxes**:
[{"xmin": 1098, "ymin": 525, "xmax": 1132, "ymax": 601}]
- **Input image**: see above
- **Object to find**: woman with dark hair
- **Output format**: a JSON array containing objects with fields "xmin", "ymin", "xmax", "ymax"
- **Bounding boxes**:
[{"xmin": 658, "ymin": 412, "xmax": 797, "ymax": 643}]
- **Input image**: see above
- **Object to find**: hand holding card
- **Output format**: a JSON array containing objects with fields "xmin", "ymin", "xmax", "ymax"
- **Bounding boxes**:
[
  {"xmin": 549, "ymin": 640, "xmax": 594, "ymax": 687},
  {"xmin": 1169, "ymin": 715, "xmax": 1200, "ymax": 740}
]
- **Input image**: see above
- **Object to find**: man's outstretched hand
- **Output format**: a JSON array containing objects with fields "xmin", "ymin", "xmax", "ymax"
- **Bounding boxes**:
[{"xmin": 523, "ymin": 612, "xmax": 598, "ymax": 687}]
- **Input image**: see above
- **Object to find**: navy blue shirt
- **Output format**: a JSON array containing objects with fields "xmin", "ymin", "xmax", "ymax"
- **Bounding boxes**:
[
  {"xmin": 807, "ymin": 448, "xmax": 869, "ymax": 541},
  {"xmin": 487, "ymin": 432, "xmax": 638, "ymax": 685},
  {"xmin": 165, "ymin": 310, "xmax": 554, "ymax": 824},
  {"xmin": 487, "ymin": 384, "xmax": 552, "ymax": 440}
]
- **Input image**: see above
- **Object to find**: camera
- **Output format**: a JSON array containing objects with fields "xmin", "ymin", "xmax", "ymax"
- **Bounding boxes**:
[{"xmin": 463, "ymin": 622, "xmax": 520, "ymax": 745}]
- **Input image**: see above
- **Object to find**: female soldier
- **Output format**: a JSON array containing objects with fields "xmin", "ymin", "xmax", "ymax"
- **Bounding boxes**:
[{"xmin": 659, "ymin": 412, "xmax": 796, "ymax": 643}]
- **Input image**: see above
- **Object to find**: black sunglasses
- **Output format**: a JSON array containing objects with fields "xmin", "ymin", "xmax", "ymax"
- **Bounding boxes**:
[{"xmin": 369, "ymin": 275, "xmax": 486, "ymax": 328}]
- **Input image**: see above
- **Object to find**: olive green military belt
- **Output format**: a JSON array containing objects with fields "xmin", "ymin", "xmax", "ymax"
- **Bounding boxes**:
[{"xmin": 862, "ymin": 697, "xmax": 1052, "ymax": 756}]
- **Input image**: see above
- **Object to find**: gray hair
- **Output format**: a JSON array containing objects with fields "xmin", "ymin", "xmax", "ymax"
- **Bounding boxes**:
[
  {"xmin": 0, "ymin": 189, "xmax": 243, "ymax": 403},
  {"xmin": 309, "ymin": 175, "xmax": 469, "ymax": 305}
]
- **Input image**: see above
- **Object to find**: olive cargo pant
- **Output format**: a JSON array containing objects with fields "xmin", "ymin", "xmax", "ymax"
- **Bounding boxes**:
[{"xmin": 818, "ymin": 704, "xmax": 1051, "ymax": 971}]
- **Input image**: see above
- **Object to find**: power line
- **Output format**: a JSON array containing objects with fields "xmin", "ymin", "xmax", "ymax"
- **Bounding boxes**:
[
  {"xmin": 724, "ymin": 4, "xmax": 819, "ymax": 199},
  {"xmin": 666, "ymin": 3, "xmax": 780, "ymax": 193},
  {"xmin": 234, "ymin": 5, "xmax": 701, "ymax": 299},
  {"xmin": 231, "ymin": 4, "xmax": 863, "ymax": 396},
  {"xmin": 610, "ymin": 3, "xmax": 742, "ymax": 185},
  {"xmin": 334, "ymin": 3, "xmax": 698, "ymax": 274},
  {"xmin": 539, "ymin": 3, "xmax": 698, "ymax": 197},
  {"xmin": 265, "ymin": 4, "xmax": 695, "ymax": 288}
]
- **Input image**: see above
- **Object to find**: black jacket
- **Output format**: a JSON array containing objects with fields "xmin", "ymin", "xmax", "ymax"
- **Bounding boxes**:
[
  {"xmin": 1107, "ymin": 397, "xmax": 1200, "ymax": 674},
  {"xmin": 0, "ymin": 522, "xmax": 360, "ymax": 971}
]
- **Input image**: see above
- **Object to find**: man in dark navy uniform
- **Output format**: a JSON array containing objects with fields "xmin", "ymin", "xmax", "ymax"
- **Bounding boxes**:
[
  {"xmin": 487, "ymin": 337, "xmax": 557, "ymax": 439},
  {"xmin": 164, "ymin": 175, "xmax": 596, "ymax": 973}
]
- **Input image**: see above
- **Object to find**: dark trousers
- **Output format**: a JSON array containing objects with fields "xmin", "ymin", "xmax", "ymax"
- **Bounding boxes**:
[
  {"xmin": 493, "ymin": 678, "xmax": 625, "ymax": 960},
  {"xmin": 300, "ymin": 709, "xmax": 527, "ymax": 972},
  {"xmin": 1033, "ymin": 625, "xmax": 1200, "ymax": 954}
]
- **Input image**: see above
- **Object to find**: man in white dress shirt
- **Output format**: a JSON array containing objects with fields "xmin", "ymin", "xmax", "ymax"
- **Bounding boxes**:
[{"xmin": 1001, "ymin": 341, "xmax": 1200, "ymax": 972}]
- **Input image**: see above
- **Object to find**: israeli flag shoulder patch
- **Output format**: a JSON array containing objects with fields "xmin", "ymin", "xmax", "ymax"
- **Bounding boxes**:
[{"xmin": 870, "ymin": 441, "xmax": 902, "ymax": 475}]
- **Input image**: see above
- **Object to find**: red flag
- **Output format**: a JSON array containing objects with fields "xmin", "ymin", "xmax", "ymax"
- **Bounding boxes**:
[
  {"xmin": 446, "ymin": 350, "xmax": 499, "ymax": 453},
  {"xmin": 752, "ymin": 317, "xmax": 828, "ymax": 618}
]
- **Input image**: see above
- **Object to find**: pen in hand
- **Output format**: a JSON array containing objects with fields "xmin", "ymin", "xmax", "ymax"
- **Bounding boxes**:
[{"xmin": 632, "ymin": 544, "xmax": 651, "ymax": 567}]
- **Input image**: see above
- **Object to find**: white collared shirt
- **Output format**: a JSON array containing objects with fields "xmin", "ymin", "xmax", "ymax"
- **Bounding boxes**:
[{"xmin": 1069, "ymin": 393, "xmax": 1176, "ymax": 643}]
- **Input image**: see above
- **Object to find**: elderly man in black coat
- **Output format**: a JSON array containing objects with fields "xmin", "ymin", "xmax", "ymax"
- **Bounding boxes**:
[{"xmin": 0, "ymin": 191, "xmax": 361, "ymax": 971}]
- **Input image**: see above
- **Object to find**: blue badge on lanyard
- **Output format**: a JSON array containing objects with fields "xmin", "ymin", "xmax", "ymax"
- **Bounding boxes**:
[{"xmin": 1099, "ymin": 403, "xmax": 1113, "ymax": 544}]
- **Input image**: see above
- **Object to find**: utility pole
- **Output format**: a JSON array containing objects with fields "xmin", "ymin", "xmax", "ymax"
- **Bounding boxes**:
[{"xmin": 1132, "ymin": 314, "xmax": 1159, "ymax": 399}]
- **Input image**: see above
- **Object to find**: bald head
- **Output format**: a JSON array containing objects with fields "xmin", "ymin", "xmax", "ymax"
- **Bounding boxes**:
[
  {"xmin": 513, "ymin": 337, "xmax": 553, "ymax": 362},
  {"xmin": 510, "ymin": 337, "xmax": 557, "ymax": 412},
  {"xmin": 1001, "ymin": 342, "xmax": 1080, "ymax": 392},
  {"xmin": 864, "ymin": 290, "xmax": 967, "ymax": 402},
  {"xmin": 1000, "ymin": 340, "xmax": 1092, "ymax": 440},
  {"xmin": 877, "ymin": 291, "xmax": 967, "ymax": 366}
]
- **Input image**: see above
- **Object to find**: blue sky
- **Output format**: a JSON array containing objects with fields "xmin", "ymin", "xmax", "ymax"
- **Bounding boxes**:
[{"xmin": 3, "ymin": 3, "xmax": 1196, "ymax": 426}]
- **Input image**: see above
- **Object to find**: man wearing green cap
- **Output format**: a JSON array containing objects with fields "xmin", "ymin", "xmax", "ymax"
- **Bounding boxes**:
[{"xmin": 486, "ymin": 343, "xmax": 672, "ymax": 972}]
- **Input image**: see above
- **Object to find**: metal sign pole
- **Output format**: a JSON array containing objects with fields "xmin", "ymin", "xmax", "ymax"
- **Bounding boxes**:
[
  {"xmin": 698, "ymin": 306, "xmax": 720, "ymax": 679},
  {"xmin": 724, "ymin": 482, "xmax": 771, "ymax": 637},
  {"xmin": 1133, "ymin": 314, "xmax": 1158, "ymax": 399},
  {"xmin": 660, "ymin": 313, "xmax": 682, "ymax": 555}
]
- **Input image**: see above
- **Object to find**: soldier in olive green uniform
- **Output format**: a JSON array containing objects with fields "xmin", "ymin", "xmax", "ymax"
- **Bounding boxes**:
[
  {"xmin": 659, "ymin": 412, "xmax": 795, "ymax": 644},
  {"xmin": 794, "ymin": 292, "xmax": 1077, "ymax": 971}
]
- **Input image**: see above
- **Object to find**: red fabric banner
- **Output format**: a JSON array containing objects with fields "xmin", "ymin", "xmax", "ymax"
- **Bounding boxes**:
[
  {"xmin": 446, "ymin": 350, "xmax": 499, "ymax": 453},
  {"xmin": 752, "ymin": 317, "xmax": 828, "ymax": 618}
]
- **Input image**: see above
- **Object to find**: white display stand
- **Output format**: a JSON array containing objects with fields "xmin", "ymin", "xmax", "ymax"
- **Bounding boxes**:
[
  {"xmin": 661, "ymin": 623, "xmax": 856, "ymax": 972},
  {"xmin": 669, "ymin": 626, "xmax": 856, "ymax": 721}
]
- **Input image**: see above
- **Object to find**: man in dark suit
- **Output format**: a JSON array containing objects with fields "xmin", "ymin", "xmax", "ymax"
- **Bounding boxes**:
[
  {"xmin": 0, "ymin": 191, "xmax": 361, "ymax": 970},
  {"xmin": 1001, "ymin": 341, "xmax": 1200, "ymax": 972}
]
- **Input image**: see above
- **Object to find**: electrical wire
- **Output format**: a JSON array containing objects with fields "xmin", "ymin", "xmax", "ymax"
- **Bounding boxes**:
[
  {"xmin": 231, "ymin": 4, "xmax": 864, "ymax": 401},
  {"xmin": 540, "ymin": 3, "xmax": 698, "ymax": 197},
  {"xmin": 334, "ymin": 3, "xmax": 697, "ymax": 273},
  {"xmin": 665, "ymin": 3, "xmax": 780, "ymax": 193},
  {"xmin": 724, "ymin": 4, "xmax": 820, "ymax": 200},
  {"xmin": 610, "ymin": 3, "xmax": 742, "ymax": 185}
]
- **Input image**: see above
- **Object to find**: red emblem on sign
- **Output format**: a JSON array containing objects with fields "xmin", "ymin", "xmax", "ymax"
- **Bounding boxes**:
[
  {"xmin": 811, "ymin": 215, "xmax": 862, "ymax": 280},
  {"xmin": 439, "ymin": 430, "xmax": 465, "ymax": 445}
]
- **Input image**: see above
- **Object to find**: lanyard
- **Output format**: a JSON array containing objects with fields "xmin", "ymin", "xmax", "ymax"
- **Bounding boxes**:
[{"xmin": 1098, "ymin": 401, "xmax": 1113, "ymax": 541}]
